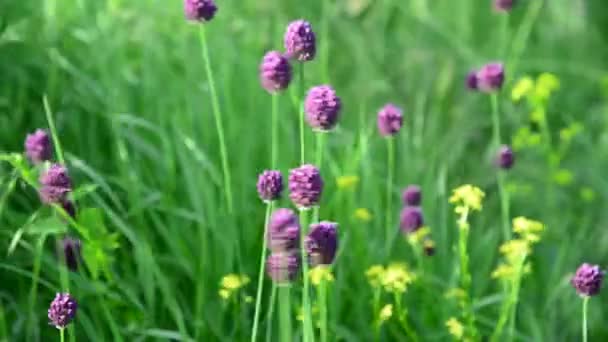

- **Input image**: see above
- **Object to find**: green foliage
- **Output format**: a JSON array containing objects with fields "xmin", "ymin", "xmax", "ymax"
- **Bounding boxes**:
[{"xmin": 78, "ymin": 208, "xmax": 119, "ymax": 281}]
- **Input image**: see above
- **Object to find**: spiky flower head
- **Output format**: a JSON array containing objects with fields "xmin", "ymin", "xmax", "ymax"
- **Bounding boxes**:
[
  {"xmin": 402, "ymin": 185, "xmax": 422, "ymax": 206},
  {"xmin": 494, "ymin": 0, "xmax": 515, "ymax": 12},
  {"xmin": 449, "ymin": 184, "xmax": 485, "ymax": 214},
  {"xmin": 184, "ymin": 0, "xmax": 217, "ymax": 22},
  {"xmin": 257, "ymin": 170, "xmax": 284, "ymax": 202},
  {"xmin": 59, "ymin": 237, "xmax": 81, "ymax": 271},
  {"xmin": 24, "ymin": 129, "xmax": 52, "ymax": 164},
  {"xmin": 284, "ymin": 20, "xmax": 316, "ymax": 62},
  {"xmin": 377, "ymin": 103, "xmax": 403, "ymax": 137},
  {"xmin": 475, "ymin": 62, "xmax": 505, "ymax": 92},
  {"xmin": 306, "ymin": 221, "xmax": 338, "ymax": 266},
  {"xmin": 267, "ymin": 208, "xmax": 300, "ymax": 252},
  {"xmin": 496, "ymin": 145, "xmax": 515, "ymax": 169},
  {"xmin": 39, "ymin": 164, "xmax": 72, "ymax": 204},
  {"xmin": 289, "ymin": 164, "xmax": 323, "ymax": 209},
  {"xmin": 259, "ymin": 51, "xmax": 292, "ymax": 93},
  {"xmin": 305, "ymin": 85, "xmax": 342, "ymax": 131},
  {"xmin": 48, "ymin": 293, "xmax": 77, "ymax": 329},
  {"xmin": 466, "ymin": 70, "xmax": 478, "ymax": 90},
  {"xmin": 572, "ymin": 263, "xmax": 604, "ymax": 297},
  {"xmin": 400, "ymin": 206, "xmax": 424, "ymax": 233},
  {"xmin": 267, "ymin": 252, "xmax": 300, "ymax": 284}
]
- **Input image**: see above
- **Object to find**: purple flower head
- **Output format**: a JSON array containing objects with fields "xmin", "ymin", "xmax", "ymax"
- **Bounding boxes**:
[
  {"xmin": 377, "ymin": 103, "xmax": 404, "ymax": 137},
  {"xmin": 496, "ymin": 145, "xmax": 515, "ymax": 169},
  {"xmin": 267, "ymin": 252, "xmax": 300, "ymax": 284},
  {"xmin": 572, "ymin": 263, "xmax": 604, "ymax": 297},
  {"xmin": 476, "ymin": 62, "xmax": 505, "ymax": 92},
  {"xmin": 306, "ymin": 221, "xmax": 338, "ymax": 266},
  {"xmin": 400, "ymin": 206, "xmax": 424, "ymax": 233},
  {"xmin": 39, "ymin": 164, "xmax": 72, "ymax": 204},
  {"xmin": 402, "ymin": 185, "xmax": 422, "ymax": 206},
  {"xmin": 267, "ymin": 208, "xmax": 300, "ymax": 252},
  {"xmin": 284, "ymin": 20, "xmax": 316, "ymax": 62},
  {"xmin": 48, "ymin": 293, "xmax": 78, "ymax": 329},
  {"xmin": 494, "ymin": 0, "xmax": 515, "ymax": 12},
  {"xmin": 257, "ymin": 170, "xmax": 283, "ymax": 202},
  {"xmin": 289, "ymin": 164, "xmax": 323, "ymax": 210},
  {"xmin": 184, "ymin": 0, "xmax": 217, "ymax": 22},
  {"xmin": 24, "ymin": 129, "xmax": 52, "ymax": 164},
  {"xmin": 59, "ymin": 237, "xmax": 81, "ymax": 271},
  {"xmin": 305, "ymin": 85, "xmax": 342, "ymax": 131},
  {"xmin": 466, "ymin": 71, "xmax": 478, "ymax": 90},
  {"xmin": 260, "ymin": 51, "xmax": 292, "ymax": 93}
]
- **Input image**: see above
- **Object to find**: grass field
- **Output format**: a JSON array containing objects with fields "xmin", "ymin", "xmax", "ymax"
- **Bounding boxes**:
[{"xmin": 2, "ymin": 0, "xmax": 608, "ymax": 341}]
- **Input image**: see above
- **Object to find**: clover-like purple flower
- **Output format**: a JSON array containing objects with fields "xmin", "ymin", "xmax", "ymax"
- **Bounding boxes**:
[
  {"xmin": 284, "ymin": 20, "xmax": 316, "ymax": 62},
  {"xmin": 305, "ymin": 85, "xmax": 342, "ymax": 131},
  {"xmin": 59, "ymin": 237, "xmax": 82, "ymax": 271},
  {"xmin": 39, "ymin": 164, "xmax": 72, "ymax": 204},
  {"xmin": 466, "ymin": 71, "xmax": 478, "ymax": 90},
  {"xmin": 494, "ymin": 0, "xmax": 515, "ymax": 12},
  {"xmin": 475, "ymin": 62, "xmax": 505, "ymax": 92},
  {"xmin": 377, "ymin": 103, "xmax": 403, "ymax": 137},
  {"xmin": 257, "ymin": 170, "xmax": 283, "ymax": 202},
  {"xmin": 402, "ymin": 185, "xmax": 422, "ymax": 206},
  {"xmin": 572, "ymin": 263, "xmax": 604, "ymax": 297},
  {"xmin": 24, "ymin": 129, "xmax": 52, "ymax": 164},
  {"xmin": 400, "ymin": 206, "xmax": 424, "ymax": 233},
  {"xmin": 267, "ymin": 252, "xmax": 300, "ymax": 284},
  {"xmin": 48, "ymin": 293, "xmax": 78, "ymax": 329},
  {"xmin": 260, "ymin": 51, "xmax": 292, "ymax": 93},
  {"xmin": 289, "ymin": 164, "xmax": 323, "ymax": 209},
  {"xmin": 306, "ymin": 221, "xmax": 338, "ymax": 267},
  {"xmin": 184, "ymin": 0, "xmax": 217, "ymax": 22},
  {"xmin": 496, "ymin": 145, "xmax": 515, "ymax": 169},
  {"xmin": 267, "ymin": 208, "xmax": 300, "ymax": 252}
]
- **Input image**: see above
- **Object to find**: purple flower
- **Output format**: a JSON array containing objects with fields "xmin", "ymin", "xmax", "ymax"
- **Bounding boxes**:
[
  {"xmin": 267, "ymin": 252, "xmax": 300, "ymax": 284},
  {"xmin": 284, "ymin": 20, "xmax": 316, "ymax": 62},
  {"xmin": 24, "ymin": 129, "xmax": 52, "ymax": 164},
  {"xmin": 184, "ymin": 0, "xmax": 217, "ymax": 22},
  {"xmin": 377, "ymin": 103, "xmax": 403, "ymax": 137},
  {"xmin": 260, "ymin": 51, "xmax": 292, "ymax": 93},
  {"xmin": 466, "ymin": 71, "xmax": 478, "ymax": 90},
  {"xmin": 572, "ymin": 263, "xmax": 604, "ymax": 297},
  {"xmin": 59, "ymin": 237, "xmax": 81, "ymax": 271},
  {"xmin": 496, "ymin": 145, "xmax": 515, "ymax": 169},
  {"xmin": 289, "ymin": 164, "xmax": 323, "ymax": 209},
  {"xmin": 494, "ymin": 0, "xmax": 515, "ymax": 12},
  {"xmin": 257, "ymin": 170, "xmax": 283, "ymax": 202},
  {"xmin": 400, "ymin": 206, "xmax": 424, "ymax": 233},
  {"xmin": 304, "ymin": 85, "xmax": 342, "ymax": 131},
  {"xmin": 402, "ymin": 185, "xmax": 422, "ymax": 206},
  {"xmin": 48, "ymin": 293, "xmax": 78, "ymax": 329},
  {"xmin": 475, "ymin": 62, "xmax": 505, "ymax": 92},
  {"xmin": 39, "ymin": 164, "xmax": 72, "ymax": 204},
  {"xmin": 267, "ymin": 208, "xmax": 300, "ymax": 252},
  {"xmin": 306, "ymin": 221, "xmax": 338, "ymax": 266},
  {"xmin": 61, "ymin": 200, "xmax": 77, "ymax": 219}
]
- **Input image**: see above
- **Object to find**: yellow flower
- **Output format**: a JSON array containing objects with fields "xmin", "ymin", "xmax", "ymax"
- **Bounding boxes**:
[
  {"xmin": 219, "ymin": 289, "xmax": 230, "ymax": 300},
  {"xmin": 446, "ymin": 317, "xmax": 464, "ymax": 339},
  {"xmin": 337, "ymin": 175, "xmax": 359, "ymax": 191},
  {"xmin": 449, "ymin": 185, "xmax": 485, "ymax": 213},
  {"xmin": 408, "ymin": 226, "xmax": 431, "ymax": 245},
  {"xmin": 379, "ymin": 304, "xmax": 393, "ymax": 323},
  {"xmin": 499, "ymin": 239, "xmax": 530, "ymax": 262},
  {"xmin": 366, "ymin": 265, "xmax": 385, "ymax": 288},
  {"xmin": 535, "ymin": 72, "xmax": 560, "ymax": 100},
  {"xmin": 512, "ymin": 217, "xmax": 544, "ymax": 244},
  {"xmin": 309, "ymin": 266, "xmax": 334, "ymax": 286},
  {"xmin": 444, "ymin": 288, "xmax": 466, "ymax": 300},
  {"xmin": 492, "ymin": 263, "xmax": 515, "ymax": 280},
  {"xmin": 221, "ymin": 274, "xmax": 250, "ymax": 290},
  {"xmin": 511, "ymin": 76, "xmax": 534, "ymax": 102},
  {"xmin": 381, "ymin": 263, "xmax": 415, "ymax": 294},
  {"xmin": 354, "ymin": 208, "xmax": 372, "ymax": 222}
]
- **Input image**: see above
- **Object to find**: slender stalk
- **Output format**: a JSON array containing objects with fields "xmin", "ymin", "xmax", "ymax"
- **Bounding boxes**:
[
  {"xmin": 313, "ymin": 133, "xmax": 325, "ymax": 223},
  {"xmin": 319, "ymin": 279, "xmax": 328, "ymax": 342},
  {"xmin": 271, "ymin": 94, "xmax": 279, "ymax": 168},
  {"xmin": 299, "ymin": 210, "xmax": 314, "ymax": 342},
  {"xmin": 491, "ymin": 94, "xmax": 511, "ymax": 241},
  {"xmin": 457, "ymin": 208, "xmax": 477, "ymax": 340},
  {"xmin": 60, "ymin": 328, "xmax": 65, "ymax": 342},
  {"xmin": 299, "ymin": 64, "xmax": 306, "ymax": 165},
  {"xmin": 251, "ymin": 203, "xmax": 273, "ymax": 342},
  {"xmin": 279, "ymin": 286, "xmax": 292, "ymax": 342},
  {"xmin": 265, "ymin": 284, "xmax": 277, "ymax": 342},
  {"xmin": 491, "ymin": 257, "xmax": 525, "ymax": 342},
  {"xmin": 385, "ymin": 138, "xmax": 395, "ymax": 252},
  {"xmin": 43, "ymin": 96, "xmax": 65, "ymax": 164},
  {"xmin": 199, "ymin": 26, "xmax": 233, "ymax": 213},
  {"xmin": 582, "ymin": 296, "xmax": 589, "ymax": 342},
  {"xmin": 394, "ymin": 293, "xmax": 419, "ymax": 342},
  {"xmin": 507, "ymin": 260, "xmax": 524, "ymax": 341},
  {"xmin": 373, "ymin": 287, "xmax": 381, "ymax": 342}
]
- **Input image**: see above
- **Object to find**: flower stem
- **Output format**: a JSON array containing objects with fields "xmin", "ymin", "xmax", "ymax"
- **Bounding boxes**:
[
  {"xmin": 272, "ymin": 94, "xmax": 279, "ymax": 169},
  {"xmin": 583, "ymin": 296, "xmax": 589, "ymax": 342},
  {"xmin": 395, "ymin": 293, "xmax": 419, "ymax": 342},
  {"xmin": 299, "ymin": 64, "xmax": 306, "ymax": 165},
  {"xmin": 385, "ymin": 138, "xmax": 395, "ymax": 253},
  {"xmin": 319, "ymin": 279, "xmax": 328, "ymax": 342},
  {"xmin": 60, "ymin": 328, "xmax": 65, "ymax": 342},
  {"xmin": 265, "ymin": 284, "xmax": 277, "ymax": 342},
  {"xmin": 490, "ymin": 94, "xmax": 511, "ymax": 241},
  {"xmin": 279, "ymin": 286, "xmax": 292, "ymax": 342},
  {"xmin": 313, "ymin": 133, "xmax": 325, "ymax": 223},
  {"xmin": 299, "ymin": 210, "xmax": 314, "ymax": 341},
  {"xmin": 457, "ymin": 208, "xmax": 478, "ymax": 340},
  {"xmin": 490, "ymin": 256, "xmax": 525, "ymax": 342},
  {"xmin": 373, "ymin": 288, "xmax": 381, "ymax": 341},
  {"xmin": 199, "ymin": 26, "xmax": 233, "ymax": 214},
  {"xmin": 251, "ymin": 202, "xmax": 273, "ymax": 342}
]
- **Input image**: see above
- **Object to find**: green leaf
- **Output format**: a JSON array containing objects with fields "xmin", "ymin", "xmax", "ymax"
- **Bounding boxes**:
[
  {"xmin": 77, "ymin": 208, "xmax": 119, "ymax": 281},
  {"xmin": 72, "ymin": 183, "xmax": 99, "ymax": 200},
  {"xmin": 26, "ymin": 216, "xmax": 66, "ymax": 236}
]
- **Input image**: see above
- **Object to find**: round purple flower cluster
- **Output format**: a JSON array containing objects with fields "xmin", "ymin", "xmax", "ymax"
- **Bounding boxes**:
[
  {"xmin": 467, "ymin": 62, "xmax": 505, "ymax": 93},
  {"xmin": 305, "ymin": 85, "xmax": 342, "ymax": 131},
  {"xmin": 48, "ymin": 293, "xmax": 78, "ymax": 329},
  {"xmin": 399, "ymin": 206, "xmax": 424, "ymax": 233},
  {"xmin": 257, "ymin": 170, "xmax": 283, "ymax": 202},
  {"xmin": 494, "ymin": 0, "xmax": 515, "ymax": 12},
  {"xmin": 289, "ymin": 164, "xmax": 323, "ymax": 209},
  {"xmin": 267, "ymin": 252, "xmax": 300, "ymax": 284},
  {"xmin": 306, "ymin": 221, "xmax": 338, "ymax": 267},
  {"xmin": 284, "ymin": 20, "xmax": 316, "ymax": 62},
  {"xmin": 496, "ymin": 145, "xmax": 515, "ymax": 170},
  {"xmin": 266, "ymin": 208, "xmax": 301, "ymax": 284},
  {"xmin": 184, "ymin": 0, "xmax": 217, "ymax": 22},
  {"xmin": 39, "ymin": 164, "xmax": 72, "ymax": 205},
  {"xmin": 259, "ymin": 51, "xmax": 292, "ymax": 93},
  {"xmin": 402, "ymin": 185, "xmax": 422, "ymax": 206},
  {"xmin": 572, "ymin": 263, "xmax": 604, "ymax": 297},
  {"xmin": 377, "ymin": 103, "xmax": 403, "ymax": 137},
  {"xmin": 24, "ymin": 129, "xmax": 52, "ymax": 164}
]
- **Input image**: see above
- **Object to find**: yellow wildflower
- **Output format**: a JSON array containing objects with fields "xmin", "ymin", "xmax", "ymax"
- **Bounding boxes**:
[
  {"xmin": 499, "ymin": 239, "xmax": 530, "ymax": 262},
  {"xmin": 446, "ymin": 317, "xmax": 464, "ymax": 339},
  {"xmin": 221, "ymin": 274, "xmax": 250, "ymax": 290},
  {"xmin": 354, "ymin": 208, "xmax": 372, "ymax": 222},
  {"xmin": 219, "ymin": 289, "xmax": 230, "ymax": 300},
  {"xmin": 381, "ymin": 263, "xmax": 415, "ymax": 294},
  {"xmin": 366, "ymin": 265, "xmax": 385, "ymax": 288},
  {"xmin": 534, "ymin": 72, "xmax": 560, "ymax": 100},
  {"xmin": 492, "ymin": 263, "xmax": 515, "ymax": 280},
  {"xmin": 445, "ymin": 288, "xmax": 466, "ymax": 300},
  {"xmin": 512, "ymin": 217, "xmax": 544, "ymax": 244},
  {"xmin": 408, "ymin": 226, "xmax": 431, "ymax": 245},
  {"xmin": 379, "ymin": 304, "xmax": 393, "ymax": 323},
  {"xmin": 511, "ymin": 76, "xmax": 534, "ymax": 102},
  {"xmin": 309, "ymin": 266, "xmax": 334, "ymax": 286},
  {"xmin": 337, "ymin": 175, "xmax": 359, "ymax": 191},
  {"xmin": 449, "ymin": 185, "xmax": 485, "ymax": 213}
]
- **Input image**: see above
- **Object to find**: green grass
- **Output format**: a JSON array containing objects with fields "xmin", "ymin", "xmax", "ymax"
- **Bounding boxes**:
[{"xmin": 1, "ymin": 0, "xmax": 608, "ymax": 340}]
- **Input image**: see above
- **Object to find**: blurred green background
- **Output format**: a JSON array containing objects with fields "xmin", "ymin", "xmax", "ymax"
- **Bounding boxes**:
[{"xmin": 1, "ymin": 0, "xmax": 608, "ymax": 340}]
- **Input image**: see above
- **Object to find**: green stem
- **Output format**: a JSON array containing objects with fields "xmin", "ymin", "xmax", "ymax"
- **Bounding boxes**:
[
  {"xmin": 299, "ymin": 210, "xmax": 314, "ymax": 341},
  {"xmin": 491, "ymin": 94, "xmax": 511, "ymax": 241},
  {"xmin": 43, "ymin": 95, "xmax": 65, "ymax": 164},
  {"xmin": 313, "ymin": 133, "xmax": 325, "ymax": 223},
  {"xmin": 582, "ymin": 296, "xmax": 589, "ymax": 342},
  {"xmin": 279, "ymin": 286, "xmax": 292, "ymax": 342},
  {"xmin": 385, "ymin": 138, "xmax": 395, "ymax": 253},
  {"xmin": 199, "ymin": 26, "xmax": 233, "ymax": 214},
  {"xmin": 395, "ymin": 293, "xmax": 419, "ymax": 342},
  {"xmin": 251, "ymin": 203, "xmax": 273, "ymax": 342},
  {"xmin": 457, "ymin": 209, "xmax": 477, "ymax": 339},
  {"xmin": 373, "ymin": 288, "xmax": 381, "ymax": 342},
  {"xmin": 491, "ymin": 257, "xmax": 525, "ymax": 342},
  {"xmin": 507, "ymin": 0, "xmax": 544, "ymax": 77},
  {"xmin": 299, "ymin": 64, "xmax": 306, "ymax": 165},
  {"xmin": 60, "ymin": 328, "xmax": 65, "ymax": 342},
  {"xmin": 319, "ymin": 279, "xmax": 328, "ymax": 342},
  {"xmin": 265, "ymin": 284, "xmax": 277, "ymax": 342},
  {"xmin": 271, "ymin": 94, "xmax": 279, "ymax": 169},
  {"xmin": 507, "ymin": 259, "xmax": 524, "ymax": 341}
]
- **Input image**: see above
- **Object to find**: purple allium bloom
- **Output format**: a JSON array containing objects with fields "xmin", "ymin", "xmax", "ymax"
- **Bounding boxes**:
[
  {"xmin": 257, "ymin": 170, "xmax": 283, "ymax": 202},
  {"xmin": 496, "ymin": 145, "xmax": 515, "ymax": 169},
  {"xmin": 572, "ymin": 263, "xmax": 605, "ymax": 297},
  {"xmin": 39, "ymin": 164, "xmax": 72, "ymax": 204},
  {"xmin": 267, "ymin": 208, "xmax": 300, "ymax": 252},
  {"xmin": 306, "ymin": 221, "xmax": 338, "ymax": 266},
  {"xmin": 260, "ymin": 51, "xmax": 292, "ymax": 93},
  {"xmin": 400, "ymin": 206, "xmax": 424, "ymax": 233},
  {"xmin": 267, "ymin": 252, "xmax": 300, "ymax": 284},
  {"xmin": 402, "ymin": 185, "xmax": 422, "ymax": 206},
  {"xmin": 475, "ymin": 62, "xmax": 505, "ymax": 92},
  {"xmin": 289, "ymin": 164, "xmax": 323, "ymax": 209},
  {"xmin": 494, "ymin": 0, "xmax": 515, "ymax": 12},
  {"xmin": 466, "ymin": 71, "xmax": 478, "ymax": 90},
  {"xmin": 59, "ymin": 237, "xmax": 81, "ymax": 271},
  {"xmin": 304, "ymin": 85, "xmax": 342, "ymax": 131},
  {"xmin": 284, "ymin": 20, "xmax": 316, "ymax": 62},
  {"xmin": 184, "ymin": 0, "xmax": 217, "ymax": 22},
  {"xmin": 24, "ymin": 129, "xmax": 52, "ymax": 164},
  {"xmin": 377, "ymin": 103, "xmax": 404, "ymax": 137},
  {"xmin": 48, "ymin": 293, "xmax": 77, "ymax": 329}
]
